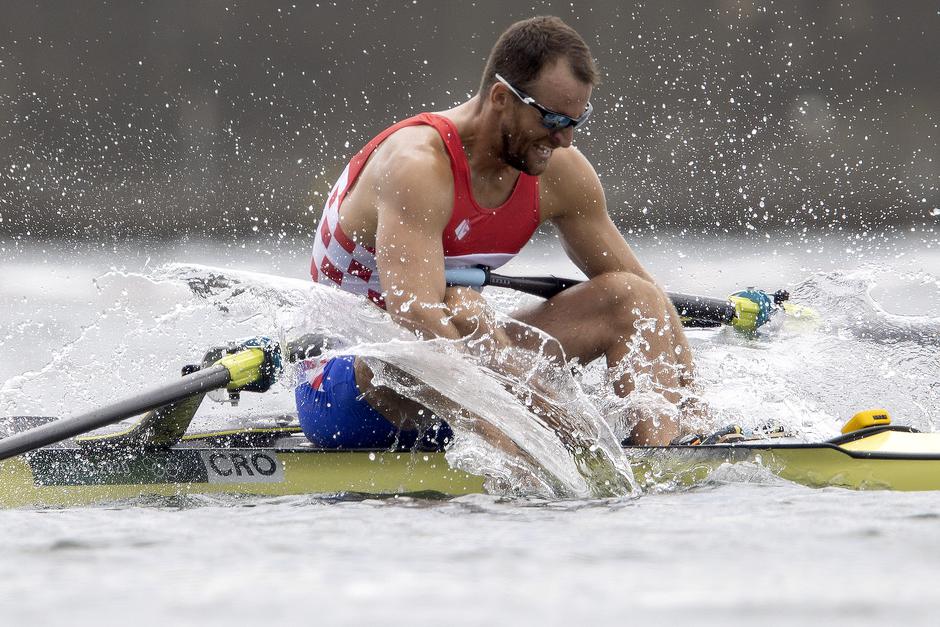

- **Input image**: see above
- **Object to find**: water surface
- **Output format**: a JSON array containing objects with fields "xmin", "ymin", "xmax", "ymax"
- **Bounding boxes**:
[{"xmin": 1, "ymin": 231, "xmax": 938, "ymax": 624}]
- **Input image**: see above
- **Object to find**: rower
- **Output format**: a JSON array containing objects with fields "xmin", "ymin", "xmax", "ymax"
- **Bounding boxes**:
[{"xmin": 299, "ymin": 16, "xmax": 700, "ymax": 450}]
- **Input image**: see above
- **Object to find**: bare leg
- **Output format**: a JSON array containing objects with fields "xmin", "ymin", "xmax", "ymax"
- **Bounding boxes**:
[
  {"xmin": 353, "ymin": 354, "xmax": 535, "ymax": 458},
  {"xmin": 514, "ymin": 271, "xmax": 695, "ymax": 445},
  {"xmin": 350, "ymin": 286, "xmax": 484, "ymax": 432},
  {"xmin": 351, "ymin": 286, "xmax": 540, "ymax": 457},
  {"xmin": 351, "ymin": 278, "xmax": 693, "ymax": 449},
  {"xmin": 352, "ymin": 357, "xmax": 426, "ymax": 431}
]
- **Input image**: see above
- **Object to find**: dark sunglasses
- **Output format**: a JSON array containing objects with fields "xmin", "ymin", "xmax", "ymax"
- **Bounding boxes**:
[{"xmin": 495, "ymin": 73, "xmax": 593, "ymax": 131}]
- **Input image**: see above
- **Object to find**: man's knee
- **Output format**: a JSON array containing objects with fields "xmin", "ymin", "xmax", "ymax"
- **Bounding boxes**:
[{"xmin": 588, "ymin": 272, "xmax": 668, "ymax": 321}]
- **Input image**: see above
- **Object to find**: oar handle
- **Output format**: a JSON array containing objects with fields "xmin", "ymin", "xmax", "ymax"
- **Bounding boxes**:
[
  {"xmin": 444, "ymin": 267, "xmax": 736, "ymax": 326},
  {"xmin": 0, "ymin": 365, "xmax": 231, "ymax": 461}
]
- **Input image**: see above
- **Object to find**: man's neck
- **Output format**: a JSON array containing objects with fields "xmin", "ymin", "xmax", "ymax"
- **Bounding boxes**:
[{"xmin": 441, "ymin": 97, "xmax": 520, "ymax": 186}]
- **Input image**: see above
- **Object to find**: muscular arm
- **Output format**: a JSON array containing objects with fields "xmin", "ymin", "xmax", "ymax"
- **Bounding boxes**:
[
  {"xmin": 373, "ymin": 144, "xmax": 463, "ymax": 339},
  {"xmin": 372, "ymin": 136, "xmax": 510, "ymax": 346},
  {"xmin": 543, "ymin": 148, "xmax": 654, "ymax": 283},
  {"xmin": 543, "ymin": 148, "xmax": 688, "ymax": 353}
]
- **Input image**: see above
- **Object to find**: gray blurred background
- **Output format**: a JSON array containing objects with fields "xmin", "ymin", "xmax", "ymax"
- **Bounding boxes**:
[{"xmin": 1, "ymin": 0, "xmax": 937, "ymax": 241}]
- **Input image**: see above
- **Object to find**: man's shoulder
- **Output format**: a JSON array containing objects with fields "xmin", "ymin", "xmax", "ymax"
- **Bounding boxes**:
[
  {"xmin": 540, "ymin": 147, "xmax": 604, "ymax": 217},
  {"xmin": 359, "ymin": 121, "xmax": 454, "ymax": 211},
  {"xmin": 370, "ymin": 123, "xmax": 451, "ymax": 172},
  {"xmin": 542, "ymin": 146, "xmax": 595, "ymax": 183}
]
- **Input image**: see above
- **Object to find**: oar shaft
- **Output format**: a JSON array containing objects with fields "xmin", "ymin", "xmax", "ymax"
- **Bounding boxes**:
[
  {"xmin": 444, "ymin": 268, "xmax": 736, "ymax": 325},
  {"xmin": 0, "ymin": 365, "xmax": 231, "ymax": 461},
  {"xmin": 483, "ymin": 273, "xmax": 580, "ymax": 298},
  {"xmin": 668, "ymin": 293, "xmax": 736, "ymax": 325}
]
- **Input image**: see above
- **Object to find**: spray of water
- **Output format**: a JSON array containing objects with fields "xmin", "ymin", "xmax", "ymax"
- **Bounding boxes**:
[{"xmin": 3, "ymin": 261, "xmax": 938, "ymax": 496}]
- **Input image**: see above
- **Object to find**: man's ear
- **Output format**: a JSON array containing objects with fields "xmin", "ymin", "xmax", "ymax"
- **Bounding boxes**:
[{"xmin": 489, "ymin": 82, "xmax": 511, "ymax": 111}]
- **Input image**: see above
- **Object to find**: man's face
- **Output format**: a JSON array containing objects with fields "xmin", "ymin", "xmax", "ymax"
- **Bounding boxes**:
[{"xmin": 498, "ymin": 59, "xmax": 593, "ymax": 176}]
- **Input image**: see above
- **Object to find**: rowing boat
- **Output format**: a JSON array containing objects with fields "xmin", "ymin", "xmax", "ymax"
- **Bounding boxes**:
[
  {"xmin": 0, "ymin": 272, "xmax": 928, "ymax": 507},
  {"xmin": 2, "ymin": 411, "xmax": 939, "ymax": 507}
]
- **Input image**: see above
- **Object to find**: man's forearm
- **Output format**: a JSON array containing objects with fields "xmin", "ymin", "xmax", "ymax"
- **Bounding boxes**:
[
  {"xmin": 387, "ymin": 286, "xmax": 514, "ymax": 348},
  {"xmin": 386, "ymin": 299, "xmax": 465, "ymax": 340}
]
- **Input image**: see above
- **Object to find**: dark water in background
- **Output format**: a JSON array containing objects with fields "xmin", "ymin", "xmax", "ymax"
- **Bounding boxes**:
[{"xmin": 1, "ymin": 0, "xmax": 938, "ymax": 239}]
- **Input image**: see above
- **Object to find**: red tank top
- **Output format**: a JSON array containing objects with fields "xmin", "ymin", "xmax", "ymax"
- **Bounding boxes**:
[{"xmin": 311, "ymin": 113, "xmax": 540, "ymax": 307}]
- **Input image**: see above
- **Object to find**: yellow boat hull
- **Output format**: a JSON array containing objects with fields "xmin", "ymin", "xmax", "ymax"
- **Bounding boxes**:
[{"xmin": 3, "ymin": 426, "xmax": 940, "ymax": 507}]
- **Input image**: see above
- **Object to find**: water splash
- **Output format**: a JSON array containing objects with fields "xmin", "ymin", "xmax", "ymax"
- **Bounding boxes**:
[
  {"xmin": 339, "ymin": 340, "xmax": 636, "ymax": 499},
  {"xmin": 1, "ymin": 263, "xmax": 637, "ymax": 498},
  {"xmin": 687, "ymin": 266, "xmax": 940, "ymax": 437},
  {"xmin": 3, "ymin": 261, "xmax": 938, "ymax": 497}
]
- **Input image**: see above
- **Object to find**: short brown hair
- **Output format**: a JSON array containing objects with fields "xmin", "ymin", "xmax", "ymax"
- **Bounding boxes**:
[{"xmin": 479, "ymin": 16, "xmax": 600, "ymax": 95}]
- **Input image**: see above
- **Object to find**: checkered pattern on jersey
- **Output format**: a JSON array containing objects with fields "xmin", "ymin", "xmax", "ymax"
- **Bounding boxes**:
[{"xmin": 310, "ymin": 165, "xmax": 386, "ymax": 308}]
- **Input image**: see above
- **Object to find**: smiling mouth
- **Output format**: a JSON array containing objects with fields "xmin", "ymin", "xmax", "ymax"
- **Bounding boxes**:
[{"xmin": 534, "ymin": 145, "xmax": 552, "ymax": 160}]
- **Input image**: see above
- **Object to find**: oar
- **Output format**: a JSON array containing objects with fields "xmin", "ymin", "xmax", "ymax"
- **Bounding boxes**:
[
  {"xmin": 0, "ymin": 348, "xmax": 267, "ymax": 461},
  {"xmin": 444, "ymin": 266, "xmax": 792, "ymax": 332}
]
